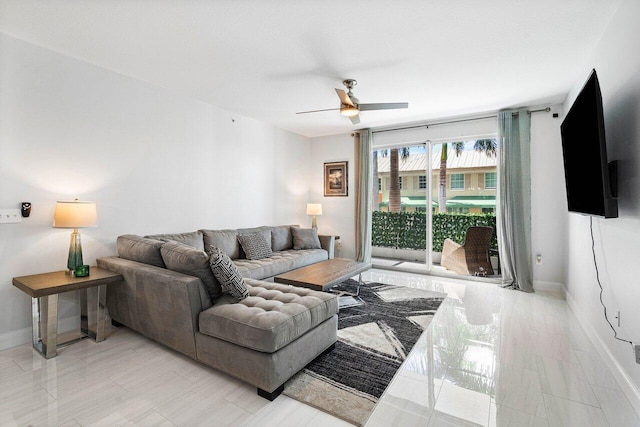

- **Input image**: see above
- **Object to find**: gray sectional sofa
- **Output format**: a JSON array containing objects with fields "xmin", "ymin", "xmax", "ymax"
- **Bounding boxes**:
[{"xmin": 96, "ymin": 225, "xmax": 338, "ymax": 400}]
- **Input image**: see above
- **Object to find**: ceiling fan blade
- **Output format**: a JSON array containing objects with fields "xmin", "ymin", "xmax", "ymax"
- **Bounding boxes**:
[
  {"xmin": 335, "ymin": 89, "xmax": 355, "ymax": 107},
  {"xmin": 349, "ymin": 114, "xmax": 360, "ymax": 125},
  {"xmin": 358, "ymin": 102, "xmax": 408, "ymax": 111},
  {"xmin": 296, "ymin": 108, "xmax": 340, "ymax": 114}
]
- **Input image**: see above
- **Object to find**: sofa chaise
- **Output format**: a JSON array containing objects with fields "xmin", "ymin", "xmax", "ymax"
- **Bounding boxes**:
[{"xmin": 96, "ymin": 225, "xmax": 338, "ymax": 400}]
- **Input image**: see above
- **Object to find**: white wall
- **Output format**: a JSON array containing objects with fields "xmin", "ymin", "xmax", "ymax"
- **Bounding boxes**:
[
  {"xmin": 309, "ymin": 134, "xmax": 356, "ymax": 260},
  {"xmin": 530, "ymin": 106, "xmax": 567, "ymax": 290},
  {"xmin": 561, "ymin": 0, "xmax": 640, "ymax": 406},
  {"xmin": 0, "ymin": 34, "xmax": 310, "ymax": 349}
]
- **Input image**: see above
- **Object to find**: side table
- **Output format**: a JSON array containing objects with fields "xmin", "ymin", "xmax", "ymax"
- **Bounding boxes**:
[{"xmin": 12, "ymin": 267, "xmax": 122, "ymax": 358}]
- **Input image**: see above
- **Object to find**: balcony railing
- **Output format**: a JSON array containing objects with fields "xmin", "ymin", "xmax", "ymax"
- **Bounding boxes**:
[{"xmin": 372, "ymin": 211, "xmax": 498, "ymax": 252}]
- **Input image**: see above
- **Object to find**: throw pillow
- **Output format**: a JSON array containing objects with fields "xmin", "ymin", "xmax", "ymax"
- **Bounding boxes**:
[
  {"xmin": 200, "ymin": 229, "xmax": 241, "ymax": 259},
  {"xmin": 160, "ymin": 241, "xmax": 223, "ymax": 299},
  {"xmin": 271, "ymin": 225, "xmax": 295, "ymax": 251},
  {"xmin": 291, "ymin": 227, "xmax": 322, "ymax": 250},
  {"xmin": 117, "ymin": 235, "xmax": 166, "ymax": 268},
  {"xmin": 206, "ymin": 246, "xmax": 249, "ymax": 300},
  {"xmin": 237, "ymin": 232, "xmax": 273, "ymax": 260}
]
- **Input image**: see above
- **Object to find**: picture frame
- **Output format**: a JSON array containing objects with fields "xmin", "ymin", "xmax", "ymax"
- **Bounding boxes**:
[{"xmin": 324, "ymin": 161, "xmax": 348, "ymax": 197}]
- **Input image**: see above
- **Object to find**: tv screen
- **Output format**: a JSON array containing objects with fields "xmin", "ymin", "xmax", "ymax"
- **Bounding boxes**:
[{"xmin": 560, "ymin": 69, "xmax": 618, "ymax": 218}]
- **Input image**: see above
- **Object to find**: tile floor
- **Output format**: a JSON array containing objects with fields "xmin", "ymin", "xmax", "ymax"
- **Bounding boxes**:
[{"xmin": 0, "ymin": 269, "xmax": 638, "ymax": 426}]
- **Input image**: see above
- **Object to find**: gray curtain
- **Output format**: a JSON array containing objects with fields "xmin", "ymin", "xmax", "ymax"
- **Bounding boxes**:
[
  {"xmin": 497, "ymin": 109, "xmax": 533, "ymax": 292},
  {"xmin": 354, "ymin": 129, "xmax": 372, "ymax": 263}
]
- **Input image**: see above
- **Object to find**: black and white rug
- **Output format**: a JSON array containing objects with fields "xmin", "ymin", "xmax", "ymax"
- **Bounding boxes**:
[{"xmin": 284, "ymin": 279, "xmax": 446, "ymax": 426}]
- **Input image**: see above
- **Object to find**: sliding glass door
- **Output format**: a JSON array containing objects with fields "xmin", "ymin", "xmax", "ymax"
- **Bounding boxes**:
[
  {"xmin": 371, "ymin": 144, "xmax": 430, "ymax": 272},
  {"xmin": 371, "ymin": 137, "xmax": 501, "ymax": 280}
]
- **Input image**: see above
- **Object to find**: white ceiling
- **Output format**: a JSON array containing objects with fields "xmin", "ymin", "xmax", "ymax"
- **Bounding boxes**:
[{"xmin": 0, "ymin": 0, "xmax": 622, "ymax": 138}]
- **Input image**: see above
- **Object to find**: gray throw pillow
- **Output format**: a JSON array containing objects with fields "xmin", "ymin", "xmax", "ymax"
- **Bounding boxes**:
[
  {"xmin": 271, "ymin": 225, "xmax": 295, "ymax": 251},
  {"xmin": 200, "ymin": 229, "xmax": 241, "ymax": 259},
  {"xmin": 160, "ymin": 241, "xmax": 222, "ymax": 299},
  {"xmin": 237, "ymin": 232, "xmax": 273, "ymax": 260},
  {"xmin": 206, "ymin": 246, "xmax": 249, "ymax": 300},
  {"xmin": 291, "ymin": 227, "xmax": 322, "ymax": 250},
  {"xmin": 117, "ymin": 235, "xmax": 166, "ymax": 268}
]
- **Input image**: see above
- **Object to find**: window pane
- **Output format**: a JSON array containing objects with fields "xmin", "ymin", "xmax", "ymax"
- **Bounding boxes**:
[
  {"xmin": 419, "ymin": 175, "xmax": 427, "ymax": 189},
  {"xmin": 485, "ymin": 172, "xmax": 497, "ymax": 189},
  {"xmin": 451, "ymin": 173, "xmax": 464, "ymax": 190}
]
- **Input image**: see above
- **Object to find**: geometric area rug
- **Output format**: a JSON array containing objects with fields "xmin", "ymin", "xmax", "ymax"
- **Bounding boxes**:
[{"xmin": 283, "ymin": 279, "xmax": 446, "ymax": 426}]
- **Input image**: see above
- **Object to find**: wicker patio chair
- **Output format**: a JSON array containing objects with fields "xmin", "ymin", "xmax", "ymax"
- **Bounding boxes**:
[{"xmin": 441, "ymin": 226, "xmax": 495, "ymax": 276}]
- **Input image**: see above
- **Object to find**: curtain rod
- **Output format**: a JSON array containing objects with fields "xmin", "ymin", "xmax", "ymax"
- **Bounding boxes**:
[{"xmin": 371, "ymin": 107, "xmax": 551, "ymax": 134}]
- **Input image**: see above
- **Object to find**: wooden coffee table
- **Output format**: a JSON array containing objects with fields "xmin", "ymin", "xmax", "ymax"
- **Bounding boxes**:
[{"xmin": 274, "ymin": 258, "xmax": 371, "ymax": 296}]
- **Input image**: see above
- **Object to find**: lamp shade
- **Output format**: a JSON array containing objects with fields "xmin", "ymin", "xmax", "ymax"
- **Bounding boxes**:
[
  {"xmin": 306, "ymin": 203, "xmax": 323, "ymax": 216},
  {"xmin": 53, "ymin": 200, "xmax": 98, "ymax": 229}
]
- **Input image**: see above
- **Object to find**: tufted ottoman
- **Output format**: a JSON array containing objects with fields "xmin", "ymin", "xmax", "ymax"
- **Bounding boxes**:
[{"xmin": 195, "ymin": 279, "xmax": 338, "ymax": 399}]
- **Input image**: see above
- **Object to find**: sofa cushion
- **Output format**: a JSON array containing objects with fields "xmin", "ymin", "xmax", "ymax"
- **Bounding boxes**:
[
  {"xmin": 198, "ymin": 279, "xmax": 338, "ymax": 353},
  {"xmin": 237, "ymin": 232, "xmax": 273, "ymax": 260},
  {"xmin": 160, "ymin": 241, "xmax": 222, "ymax": 299},
  {"xmin": 271, "ymin": 225, "xmax": 296, "ymax": 251},
  {"xmin": 116, "ymin": 235, "xmax": 166, "ymax": 268},
  {"xmin": 207, "ymin": 246, "xmax": 249, "ymax": 300},
  {"xmin": 237, "ymin": 226, "xmax": 272, "ymax": 237},
  {"xmin": 200, "ymin": 229, "xmax": 241, "ymax": 259},
  {"xmin": 145, "ymin": 231, "xmax": 204, "ymax": 251},
  {"xmin": 234, "ymin": 249, "xmax": 328, "ymax": 280},
  {"xmin": 291, "ymin": 227, "xmax": 322, "ymax": 250}
]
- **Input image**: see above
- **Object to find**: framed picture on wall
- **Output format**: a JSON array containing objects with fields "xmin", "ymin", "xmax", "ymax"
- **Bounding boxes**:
[{"xmin": 324, "ymin": 161, "xmax": 348, "ymax": 197}]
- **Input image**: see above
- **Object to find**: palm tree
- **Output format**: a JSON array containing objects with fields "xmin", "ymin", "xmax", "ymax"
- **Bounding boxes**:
[
  {"xmin": 438, "ymin": 142, "xmax": 465, "ymax": 213},
  {"xmin": 389, "ymin": 147, "xmax": 410, "ymax": 212},
  {"xmin": 473, "ymin": 139, "xmax": 497, "ymax": 157}
]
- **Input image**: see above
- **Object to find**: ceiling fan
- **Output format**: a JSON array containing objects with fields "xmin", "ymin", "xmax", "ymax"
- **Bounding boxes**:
[{"xmin": 296, "ymin": 79, "xmax": 408, "ymax": 125}]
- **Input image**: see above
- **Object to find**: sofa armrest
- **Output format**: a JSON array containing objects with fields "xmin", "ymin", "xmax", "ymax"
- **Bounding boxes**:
[
  {"xmin": 97, "ymin": 256, "xmax": 212, "ymax": 358},
  {"xmin": 318, "ymin": 235, "xmax": 335, "ymax": 259}
]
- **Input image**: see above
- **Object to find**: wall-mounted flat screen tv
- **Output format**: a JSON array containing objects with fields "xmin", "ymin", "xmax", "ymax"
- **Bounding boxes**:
[{"xmin": 560, "ymin": 69, "xmax": 618, "ymax": 218}]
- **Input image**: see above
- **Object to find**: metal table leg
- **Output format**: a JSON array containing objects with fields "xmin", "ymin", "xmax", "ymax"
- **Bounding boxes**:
[
  {"xmin": 32, "ymin": 295, "xmax": 59, "ymax": 359},
  {"xmin": 331, "ymin": 273, "xmax": 364, "ymax": 297},
  {"xmin": 80, "ymin": 285, "xmax": 107, "ymax": 342}
]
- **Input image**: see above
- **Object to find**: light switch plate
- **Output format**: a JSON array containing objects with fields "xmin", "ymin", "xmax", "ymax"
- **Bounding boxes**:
[{"xmin": 0, "ymin": 209, "xmax": 22, "ymax": 223}]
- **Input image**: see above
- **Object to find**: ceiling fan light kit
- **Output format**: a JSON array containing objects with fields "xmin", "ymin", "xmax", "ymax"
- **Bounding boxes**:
[
  {"xmin": 296, "ymin": 79, "xmax": 408, "ymax": 124},
  {"xmin": 340, "ymin": 104, "xmax": 359, "ymax": 117}
]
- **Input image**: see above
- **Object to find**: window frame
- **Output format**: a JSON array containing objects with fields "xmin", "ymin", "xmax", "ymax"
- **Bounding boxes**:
[
  {"xmin": 450, "ymin": 173, "xmax": 465, "ymax": 190},
  {"xmin": 418, "ymin": 175, "xmax": 427, "ymax": 190},
  {"xmin": 485, "ymin": 172, "xmax": 497, "ymax": 189}
]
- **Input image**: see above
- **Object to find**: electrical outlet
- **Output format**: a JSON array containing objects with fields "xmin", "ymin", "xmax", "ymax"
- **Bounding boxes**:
[
  {"xmin": 635, "ymin": 345, "xmax": 640, "ymax": 365},
  {"xmin": 0, "ymin": 209, "xmax": 21, "ymax": 224}
]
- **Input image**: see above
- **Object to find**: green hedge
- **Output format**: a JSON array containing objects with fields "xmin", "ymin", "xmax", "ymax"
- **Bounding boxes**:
[{"xmin": 372, "ymin": 211, "xmax": 497, "ymax": 252}]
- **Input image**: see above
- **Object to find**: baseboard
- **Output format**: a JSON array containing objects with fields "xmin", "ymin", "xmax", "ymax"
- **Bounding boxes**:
[
  {"xmin": 0, "ymin": 326, "xmax": 32, "ymax": 351},
  {"xmin": 0, "ymin": 315, "xmax": 80, "ymax": 352},
  {"xmin": 533, "ymin": 280, "xmax": 565, "ymax": 297},
  {"xmin": 565, "ymin": 289, "xmax": 640, "ymax": 419}
]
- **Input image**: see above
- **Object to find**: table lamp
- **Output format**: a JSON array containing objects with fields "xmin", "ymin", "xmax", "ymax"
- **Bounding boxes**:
[
  {"xmin": 306, "ymin": 203, "xmax": 323, "ymax": 229},
  {"xmin": 53, "ymin": 199, "xmax": 97, "ymax": 275}
]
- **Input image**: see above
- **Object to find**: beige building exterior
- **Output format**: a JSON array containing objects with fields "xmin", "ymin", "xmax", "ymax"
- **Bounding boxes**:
[{"xmin": 376, "ymin": 150, "xmax": 498, "ymax": 214}]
